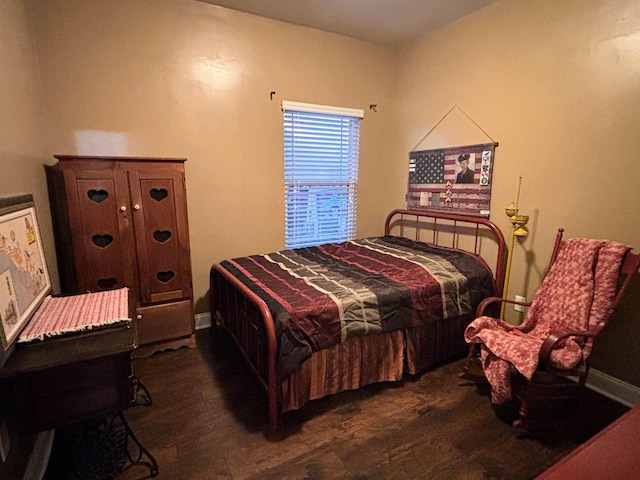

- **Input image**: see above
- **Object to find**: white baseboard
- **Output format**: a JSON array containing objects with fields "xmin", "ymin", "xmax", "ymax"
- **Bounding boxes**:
[
  {"xmin": 195, "ymin": 312, "xmax": 212, "ymax": 330},
  {"xmin": 587, "ymin": 369, "xmax": 640, "ymax": 407}
]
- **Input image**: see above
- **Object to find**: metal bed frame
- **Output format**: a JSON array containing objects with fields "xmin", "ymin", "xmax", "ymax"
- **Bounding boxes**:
[{"xmin": 211, "ymin": 209, "xmax": 507, "ymax": 432}]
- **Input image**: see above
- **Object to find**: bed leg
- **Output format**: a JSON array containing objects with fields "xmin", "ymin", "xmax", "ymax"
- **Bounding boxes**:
[{"xmin": 267, "ymin": 388, "xmax": 279, "ymax": 433}]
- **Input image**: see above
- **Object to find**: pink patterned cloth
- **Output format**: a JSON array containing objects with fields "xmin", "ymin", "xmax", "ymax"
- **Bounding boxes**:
[
  {"xmin": 464, "ymin": 238, "xmax": 630, "ymax": 404},
  {"xmin": 18, "ymin": 288, "xmax": 130, "ymax": 343}
]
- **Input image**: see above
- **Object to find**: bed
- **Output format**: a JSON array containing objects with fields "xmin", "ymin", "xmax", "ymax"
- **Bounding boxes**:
[{"xmin": 210, "ymin": 209, "xmax": 507, "ymax": 431}]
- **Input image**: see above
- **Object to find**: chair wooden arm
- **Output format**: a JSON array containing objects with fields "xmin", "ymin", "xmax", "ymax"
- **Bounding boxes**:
[
  {"xmin": 538, "ymin": 328, "xmax": 601, "ymax": 367},
  {"xmin": 476, "ymin": 296, "xmax": 532, "ymax": 317}
]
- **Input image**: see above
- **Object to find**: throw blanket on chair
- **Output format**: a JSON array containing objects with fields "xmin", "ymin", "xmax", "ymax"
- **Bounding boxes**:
[{"xmin": 464, "ymin": 238, "xmax": 630, "ymax": 404}]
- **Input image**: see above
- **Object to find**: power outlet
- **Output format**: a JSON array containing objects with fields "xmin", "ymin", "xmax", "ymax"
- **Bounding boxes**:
[
  {"xmin": 514, "ymin": 295, "xmax": 526, "ymax": 313},
  {"xmin": 0, "ymin": 421, "xmax": 10, "ymax": 462}
]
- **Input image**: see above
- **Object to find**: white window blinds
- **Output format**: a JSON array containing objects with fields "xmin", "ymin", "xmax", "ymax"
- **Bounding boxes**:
[{"xmin": 282, "ymin": 101, "xmax": 363, "ymax": 249}]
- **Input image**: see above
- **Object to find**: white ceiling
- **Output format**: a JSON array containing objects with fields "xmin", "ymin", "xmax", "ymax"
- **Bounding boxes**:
[{"xmin": 198, "ymin": 0, "xmax": 497, "ymax": 48}]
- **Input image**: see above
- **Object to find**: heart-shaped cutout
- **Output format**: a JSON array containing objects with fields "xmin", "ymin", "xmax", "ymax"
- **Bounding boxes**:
[
  {"xmin": 153, "ymin": 230, "xmax": 172, "ymax": 243},
  {"xmin": 92, "ymin": 234, "xmax": 113, "ymax": 248},
  {"xmin": 97, "ymin": 277, "xmax": 117, "ymax": 289},
  {"xmin": 156, "ymin": 270, "xmax": 175, "ymax": 283},
  {"xmin": 88, "ymin": 189, "xmax": 109, "ymax": 203},
  {"xmin": 150, "ymin": 188, "xmax": 168, "ymax": 202}
]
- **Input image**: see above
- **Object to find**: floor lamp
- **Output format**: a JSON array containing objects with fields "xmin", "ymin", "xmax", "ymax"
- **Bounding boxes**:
[{"xmin": 501, "ymin": 178, "xmax": 528, "ymax": 319}]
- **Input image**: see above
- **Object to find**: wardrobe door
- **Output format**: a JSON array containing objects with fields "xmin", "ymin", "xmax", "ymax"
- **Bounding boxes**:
[
  {"xmin": 128, "ymin": 163, "xmax": 192, "ymax": 305},
  {"xmin": 62, "ymin": 167, "xmax": 137, "ymax": 293}
]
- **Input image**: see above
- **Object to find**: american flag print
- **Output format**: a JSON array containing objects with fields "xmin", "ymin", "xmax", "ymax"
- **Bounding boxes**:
[
  {"xmin": 407, "ymin": 143, "xmax": 496, "ymax": 217},
  {"xmin": 409, "ymin": 151, "xmax": 446, "ymax": 184}
]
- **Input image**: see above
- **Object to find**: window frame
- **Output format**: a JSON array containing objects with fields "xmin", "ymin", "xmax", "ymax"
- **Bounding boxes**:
[{"xmin": 282, "ymin": 101, "xmax": 363, "ymax": 249}]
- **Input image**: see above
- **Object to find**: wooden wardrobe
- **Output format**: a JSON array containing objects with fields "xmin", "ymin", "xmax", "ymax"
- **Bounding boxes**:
[{"xmin": 45, "ymin": 155, "xmax": 194, "ymax": 355}]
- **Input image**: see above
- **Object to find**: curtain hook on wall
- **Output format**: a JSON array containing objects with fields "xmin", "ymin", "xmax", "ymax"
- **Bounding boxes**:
[
  {"xmin": 369, "ymin": 104, "xmax": 377, "ymax": 112},
  {"xmin": 270, "ymin": 91, "xmax": 276, "ymax": 101}
]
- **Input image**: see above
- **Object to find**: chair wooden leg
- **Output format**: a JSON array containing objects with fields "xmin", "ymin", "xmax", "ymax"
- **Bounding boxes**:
[
  {"xmin": 462, "ymin": 344, "xmax": 478, "ymax": 374},
  {"xmin": 512, "ymin": 400, "xmax": 529, "ymax": 427}
]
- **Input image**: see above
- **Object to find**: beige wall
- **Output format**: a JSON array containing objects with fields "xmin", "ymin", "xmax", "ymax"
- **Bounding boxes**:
[
  {"xmin": 0, "ymin": 0, "xmax": 58, "ymax": 291},
  {"xmin": 0, "ymin": 1, "xmax": 52, "ymax": 476},
  {"xmin": 395, "ymin": 0, "xmax": 640, "ymax": 385},
  {"xmin": 26, "ymin": 0, "xmax": 400, "ymax": 314},
  {"xmin": 3, "ymin": 0, "xmax": 639, "ymax": 386}
]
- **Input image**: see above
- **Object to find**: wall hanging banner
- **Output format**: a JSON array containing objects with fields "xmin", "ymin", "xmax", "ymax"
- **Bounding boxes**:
[{"xmin": 407, "ymin": 142, "xmax": 497, "ymax": 217}]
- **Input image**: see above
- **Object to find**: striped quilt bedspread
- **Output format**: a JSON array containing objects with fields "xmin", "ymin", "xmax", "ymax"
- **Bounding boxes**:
[{"xmin": 219, "ymin": 236, "xmax": 495, "ymax": 379}]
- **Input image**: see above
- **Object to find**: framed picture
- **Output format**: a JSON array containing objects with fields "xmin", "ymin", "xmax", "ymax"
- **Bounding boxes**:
[
  {"xmin": 0, "ymin": 195, "xmax": 51, "ymax": 367},
  {"xmin": 407, "ymin": 142, "xmax": 497, "ymax": 217}
]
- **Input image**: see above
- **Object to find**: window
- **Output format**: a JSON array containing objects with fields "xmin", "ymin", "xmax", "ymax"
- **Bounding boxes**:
[{"xmin": 282, "ymin": 101, "xmax": 363, "ymax": 249}]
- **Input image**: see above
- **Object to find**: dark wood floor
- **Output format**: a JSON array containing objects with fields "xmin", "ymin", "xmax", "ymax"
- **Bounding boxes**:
[{"xmin": 53, "ymin": 328, "xmax": 629, "ymax": 479}]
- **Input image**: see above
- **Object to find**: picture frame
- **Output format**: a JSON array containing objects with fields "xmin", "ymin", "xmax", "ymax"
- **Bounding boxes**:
[
  {"xmin": 0, "ymin": 195, "xmax": 51, "ymax": 367},
  {"xmin": 407, "ymin": 142, "xmax": 497, "ymax": 217}
]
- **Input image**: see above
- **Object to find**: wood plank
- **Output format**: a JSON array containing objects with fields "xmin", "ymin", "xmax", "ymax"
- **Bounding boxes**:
[{"xmin": 47, "ymin": 328, "xmax": 629, "ymax": 479}]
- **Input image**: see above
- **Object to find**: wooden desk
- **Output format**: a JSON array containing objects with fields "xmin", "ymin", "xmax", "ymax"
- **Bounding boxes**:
[
  {"xmin": 0, "ymin": 289, "xmax": 158, "ymax": 477},
  {"xmin": 0, "ymin": 289, "xmax": 137, "ymax": 432},
  {"xmin": 2, "ymin": 324, "xmax": 136, "ymax": 432}
]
